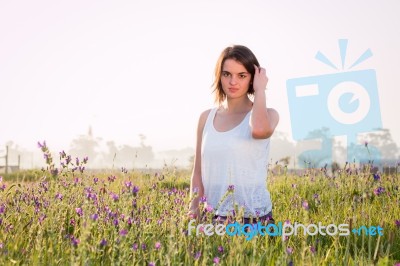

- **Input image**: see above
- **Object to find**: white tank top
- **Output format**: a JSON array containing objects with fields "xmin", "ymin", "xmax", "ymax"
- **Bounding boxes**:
[{"xmin": 201, "ymin": 107, "xmax": 272, "ymax": 218}]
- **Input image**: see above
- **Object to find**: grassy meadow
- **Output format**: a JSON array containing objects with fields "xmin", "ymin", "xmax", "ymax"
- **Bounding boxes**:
[{"xmin": 0, "ymin": 144, "xmax": 399, "ymax": 265}]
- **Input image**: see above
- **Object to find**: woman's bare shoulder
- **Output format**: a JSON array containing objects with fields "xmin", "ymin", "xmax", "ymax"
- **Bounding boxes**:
[
  {"xmin": 200, "ymin": 109, "xmax": 212, "ymax": 119},
  {"xmin": 197, "ymin": 109, "xmax": 213, "ymax": 128}
]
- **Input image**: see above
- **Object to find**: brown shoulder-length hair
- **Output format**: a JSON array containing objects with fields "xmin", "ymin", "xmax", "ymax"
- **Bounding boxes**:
[{"xmin": 212, "ymin": 45, "xmax": 260, "ymax": 105}]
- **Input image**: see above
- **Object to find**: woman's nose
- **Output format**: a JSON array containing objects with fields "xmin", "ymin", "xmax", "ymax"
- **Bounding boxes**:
[{"xmin": 229, "ymin": 76, "xmax": 237, "ymax": 85}]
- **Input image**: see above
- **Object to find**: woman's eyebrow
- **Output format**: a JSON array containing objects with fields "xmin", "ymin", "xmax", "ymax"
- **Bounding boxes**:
[{"xmin": 222, "ymin": 70, "xmax": 249, "ymax": 74}]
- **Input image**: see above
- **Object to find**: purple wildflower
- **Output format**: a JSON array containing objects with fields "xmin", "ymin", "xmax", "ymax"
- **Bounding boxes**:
[
  {"xmin": 286, "ymin": 247, "xmax": 293, "ymax": 254},
  {"xmin": 132, "ymin": 243, "xmax": 138, "ymax": 250},
  {"xmin": 110, "ymin": 193, "xmax": 119, "ymax": 201},
  {"xmin": 71, "ymin": 237, "xmax": 80, "ymax": 247},
  {"xmin": 108, "ymin": 175, "xmax": 116, "ymax": 182},
  {"xmin": 227, "ymin": 185, "xmax": 234, "ymax": 192},
  {"xmin": 141, "ymin": 243, "xmax": 147, "ymax": 250},
  {"xmin": 200, "ymin": 196, "xmax": 207, "ymax": 203},
  {"xmin": 395, "ymin": 220, "xmax": 400, "ymax": 228},
  {"xmin": 218, "ymin": 246, "xmax": 224, "ymax": 253},
  {"xmin": 90, "ymin": 213, "xmax": 99, "ymax": 221},
  {"xmin": 119, "ymin": 229, "xmax": 128, "ymax": 236},
  {"xmin": 93, "ymin": 177, "xmax": 99, "ymax": 184},
  {"xmin": 59, "ymin": 150, "xmax": 66, "ymax": 158},
  {"xmin": 125, "ymin": 181, "xmax": 132, "ymax": 188},
  {"xmin": 155, "ymin": 242, "xmax": 161, "ymax": 250},
  {"xmin": 65, "ymin": 155, "xmax": 72, "ymax": 164},
  {"xmin": 37, "ymin": 141, "xmax": 46, "ymax": 149},
  {"xmin": 39, "ymin": 214, "xmax": 46, "ymax": 223},
  {"xmin": 55, "ymin": 193, "xmax": 63, "ymax": 200},
  {"xmin": 194, "ymin": 251, "xmax": 201, "ymax": 260},
  {"xmin": 213, "ymin": 257, "xmax": 220, "ymax": 264},
  {"xmin": 302, "ymin": 200, "xmax": 309, "ymax": 210},
  {"xmin": 0, "ymin": 205, "xmax": 5, "ymax": 214},
  {"xmin": 373, "ymin": 173, "xmax": 380, "ymax": 181},
  {"xmin": 75, "ymin": 208, "xmax": 83, "ymax": 216},
  {"xmin": 373, "ymin": 187, "xmax": 385, "ymax": 196},
  {"xmin": 148, "ymin": 262, "xmax": 155, "ymax": 266},
  {"xmin": 132, "ymin": 186, "xmax": 139, "ymax": 194},
  {"xmin": 205, "ymin": 205, "xmax": 213, "ymax": 213},
  {"xmin": 310, "ymin": 246, "xmax": 316, "ymax": 254},
  {"xmin": 79, "ymin": 166, "xmax": 85, "ymax": 173},
  {"xmin": 100, "ymin": 239, "xmax": 107, "ymax": 247}
]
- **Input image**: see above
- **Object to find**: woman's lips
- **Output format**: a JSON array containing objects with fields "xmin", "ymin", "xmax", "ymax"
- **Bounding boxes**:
[{"xmin": 228, "ymin": 88, "xmax": 239, "ymax": 92}]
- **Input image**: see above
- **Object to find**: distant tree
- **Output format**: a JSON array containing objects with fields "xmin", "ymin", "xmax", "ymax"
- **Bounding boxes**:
[
  {"xmin": 343, "ymin": 128, "xmax": 398, "ymax": 166},
  {"xmin": 68, "ymin": 126, "xmax": 100, "ymax": 166},
  {"xmin": 297, "ymin": 127, "xmax": 333, "ymax": 168},
  {"xmin": 188, "ymin": 155, "xmax": 194, "ymax": 169},
  {"xmin": 105, "ymin": 141, "xmax": 118, "ymax": 166},
  {"xmin": 331, "ymin": 161, "xmax": 340, "ymax": 175},
  {"xmin": 2, "ymin": 141, "xmax": 21, "ymax": 167},
  {"xmin": 363, "ymin": 128, "xmax": 399, "ymax": 160},
  {"xmin": 269, "ymin": 131, "xmax": 296, "ymax": 167},
  {"xmin": 107, "ymin": 134, "xmax": 155, "ymax": 169},
  {"xmin": 279, "ymin": 156, "xmax": 290, "ymax": 166}
]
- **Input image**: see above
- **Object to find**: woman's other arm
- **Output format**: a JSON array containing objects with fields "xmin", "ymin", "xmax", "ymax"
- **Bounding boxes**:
[{"xmin": 188, "ymin": 109, "xmax": 210, "ymax": 219}]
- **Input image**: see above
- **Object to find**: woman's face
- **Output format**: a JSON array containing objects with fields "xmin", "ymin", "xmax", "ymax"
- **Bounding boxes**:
[{"xmin": 220, "ymin": 59, "xmax": 251, "ymax": 100}]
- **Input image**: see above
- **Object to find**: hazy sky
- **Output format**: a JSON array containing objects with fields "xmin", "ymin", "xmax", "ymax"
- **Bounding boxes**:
[{"xmin": 1, "ymin": 0, "xmax": 399, "ymax": 154}]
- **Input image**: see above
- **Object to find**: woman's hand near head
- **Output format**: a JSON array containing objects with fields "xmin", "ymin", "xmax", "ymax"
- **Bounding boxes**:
[
  {"xmin": 250, "ymin": 65, "xmax": 279, "ymax": 139},
  {"xmin": 253, "ymin": 65, "xmax": 268, "ymax": 92}
]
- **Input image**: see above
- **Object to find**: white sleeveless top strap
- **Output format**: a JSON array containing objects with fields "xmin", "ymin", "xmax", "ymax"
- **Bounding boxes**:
[{"xmin": 201, "ymin": 107, "xmax": 272, "ymax": 217}]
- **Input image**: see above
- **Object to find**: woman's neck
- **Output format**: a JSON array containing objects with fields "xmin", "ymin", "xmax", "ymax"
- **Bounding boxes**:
[{"xmin": 221, "ymin": 97, "xmax": 253, "ymax": 114}]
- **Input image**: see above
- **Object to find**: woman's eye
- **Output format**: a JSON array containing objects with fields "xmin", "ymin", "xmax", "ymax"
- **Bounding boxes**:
[
  {"xmin": 222, "ymin": 72, "xmax": 230, "ymax": 77},
  {"xmin": 239, "ymin": 75, "xmax": 247, "ymax": 79}
]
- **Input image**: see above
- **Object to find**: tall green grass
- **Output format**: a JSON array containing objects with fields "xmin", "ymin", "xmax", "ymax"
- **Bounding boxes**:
[{"xmin": 0, "ymin": 164, "xmax": 399, "ymax": 265}]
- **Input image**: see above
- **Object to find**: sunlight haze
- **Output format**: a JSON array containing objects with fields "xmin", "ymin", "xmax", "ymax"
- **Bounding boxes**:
[{"xmin": 1, "ymin": 0, "xmax": 399, "ymax": 168}]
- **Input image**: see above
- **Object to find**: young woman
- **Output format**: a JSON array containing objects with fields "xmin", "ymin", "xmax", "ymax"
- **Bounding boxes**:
[{"xmin": 189, "ymin": 45, "xmax": 279, "ymax": 224}]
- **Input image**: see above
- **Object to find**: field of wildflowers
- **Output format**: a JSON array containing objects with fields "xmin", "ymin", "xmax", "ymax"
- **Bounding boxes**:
[{"xmin": 0, "ymin": 142, "xmax": 399, "ymax": 265}]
